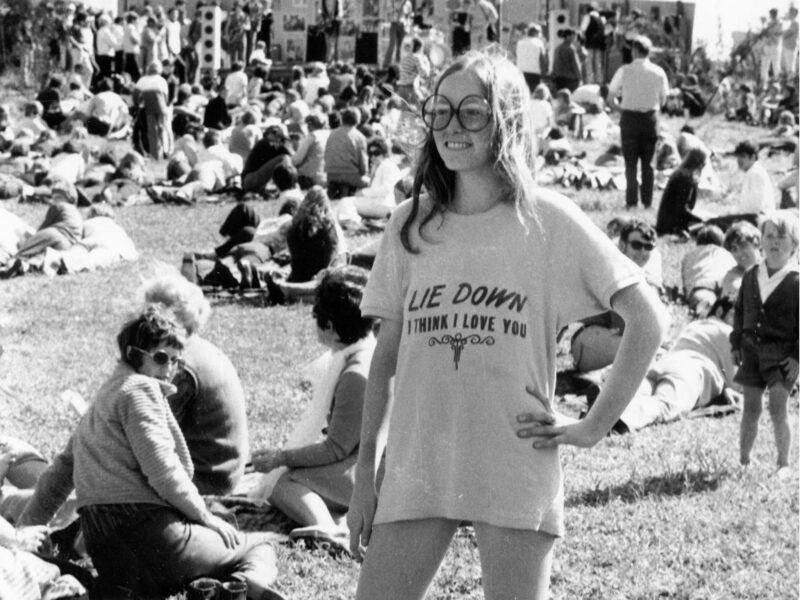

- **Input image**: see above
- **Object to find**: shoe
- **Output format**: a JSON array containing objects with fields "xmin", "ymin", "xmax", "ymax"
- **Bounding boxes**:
[
  {"xmin": 144, "ymin": 185, "xmax": 163, "ymax": 203},
  {"xmin": 181, "ymin": 253, "xmax": 198, "ymax": 283},
  {"xmin": 288, "ymin": 526, "xmax": 350, "ymax": 557},
  {"xmin": 262, "ymin": 271, "xmax": 285, "ymax": 305}
]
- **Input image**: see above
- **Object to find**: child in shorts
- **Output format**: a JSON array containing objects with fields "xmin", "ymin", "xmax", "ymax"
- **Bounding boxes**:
[{"xmin": 732, "ymin": 210, "xmax": 799, "ymax": 477}]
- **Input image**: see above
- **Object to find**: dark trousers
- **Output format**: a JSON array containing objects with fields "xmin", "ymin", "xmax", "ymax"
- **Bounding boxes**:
[
  {"xmin": 552, "ymin": 77, "xmax": 580, "ymax": 93},
  {"xmin": 96, "ymin": 55, "xmax": 114, "ymax": 80},
  {"xmin": 86, "ymin": 116, "xmax": 111, "ymax": 137},
  {"xmin": 82, "ymin": 506, "xmax": 277, "ymax": 599},
  {"xmin": 383, "ymin": 21, "xmax": 406, "ymax": 67},
  {"xmin": 124, "ymin": 53, "xmax": 141, "ymax": 82},
  {"xmin": 522, "ymin": 72, "xmax": 541, "ymax": 94},
  {"xmin": 181, "ymin": 45, "xmax": 198, "ymax": 84},
  {"xmin": 216, "ymin": 227, "xmax": 257, "ymax": 258},
  {"xmin": 620, "ymin": 110, "xmax": 658, "ymax": 207}
]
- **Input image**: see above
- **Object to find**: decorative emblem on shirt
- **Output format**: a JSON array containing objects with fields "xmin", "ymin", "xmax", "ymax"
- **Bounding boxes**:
[{"xmin": 428, "ymin": 333, "xmax": 495, "ymax": 370}]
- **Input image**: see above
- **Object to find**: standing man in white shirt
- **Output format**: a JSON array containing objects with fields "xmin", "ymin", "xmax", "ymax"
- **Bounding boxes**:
[
  {"xmin": 515, "ymin": 23, "xmax": 547, "ymax": 93},
  {"xmin": 122, "ymin": 12, "xmax": 142, "ymax": 81},
  {"xmin": 95, "ymin": 14, "xmax": 120, "ymax": 81},
  {"xmin": 607, "ymin": 35, "xmax": 669, "ymax": 208},
  {"xmin": 759, "ymin": 8, "xmax": 783, "ymax": 91},
  {"xmin": 165, "ymin": 7, "xmax": 186, "ymax": 83},
  {"xmin": 781, "ymin": 6, "xmax": 799, "ymax": 80}
]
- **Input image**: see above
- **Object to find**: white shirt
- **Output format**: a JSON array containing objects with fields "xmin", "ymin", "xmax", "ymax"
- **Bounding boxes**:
[
  {"xmin": 528, "ymin": 98, "xmax": 553, "ymax": 135},
  {"xmin": 608, "ymin": 57, "xmax": 669, "ymax": 112},
  {"xmin": 122, "ymin": 23, "xmax": 141, "ymax": 54},
  {"xmin": 88, "ymin": 91, "xmax": 129, "ymax": 128},
  {"xmin": 360, "ymin": 157, "xmax": 403, "ymax": 204},
  {"xmin": 739, "ymin": 161, "xmax": 776, "ymax": 213},
  {"xmin": 572, "ymin": 84, "xmax": 602, "ymax": 106},
  {"xmin": 515, "ymin": 36, "xmax": 546, "ymax": 74},
  {"xmin": 49, "ymin": 152, "xmax": 86, "ymax": 184},
  {"xmin": 165, "ymin": 20, "xmax": 182, "ymax": 56},
  {"xmin": 303, "ymin": 74, "xmax": 331, "ymax": 106},
  {"xmin": 96, "ymin": 26, "xmax": 119, "ymax": 57},
  {"xmin": 757, "ymin": 259, "xmax": 800, "ymax": 302},
  {"xmin": 197, "ymin": 144, "xmax": 243, "ymax": 177},
  {"xmin": 224, "ymin": 71, "xmax": 249, "ymax": 106}
]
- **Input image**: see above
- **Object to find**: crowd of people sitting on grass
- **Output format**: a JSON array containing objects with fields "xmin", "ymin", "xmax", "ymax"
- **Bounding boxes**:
[{"xmin": 0, "ymin": 16, "xmax": 798, "ymax": 600}]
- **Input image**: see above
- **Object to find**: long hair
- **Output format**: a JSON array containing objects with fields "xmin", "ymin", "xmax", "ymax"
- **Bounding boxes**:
[
  {"xmin": 400, "ymin": 49, "xmax": 539, "ymax": 253},
  {"xmin": 680, "ymin": 147, "xmax": 707, "ymax": 173},
  {"xmin": 293, "ymin": 185, "xmax": 336, "ymax": 238}
]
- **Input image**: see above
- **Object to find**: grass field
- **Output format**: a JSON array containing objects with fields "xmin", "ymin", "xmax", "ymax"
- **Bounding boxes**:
[{"xmin": 0, "ymin": 115, "xmax": 797, "ymax": 599}]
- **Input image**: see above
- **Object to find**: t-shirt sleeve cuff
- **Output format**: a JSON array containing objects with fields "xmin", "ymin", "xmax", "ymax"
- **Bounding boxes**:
[
  {"xmin": 360, "ymin": 304, "xmax": 403, "ymax": 322},
  {"xmin": 602, "ymin": 272, "xmax": 646, "ymax": 309}
]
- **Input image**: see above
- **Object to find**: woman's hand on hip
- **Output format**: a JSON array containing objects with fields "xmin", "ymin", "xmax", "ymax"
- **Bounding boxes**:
[
  {"xmin": 516, "ymin": 417, "xmax": 607, "ymax": 449},
  {"xmin": 346, "ymin": 462, "xmax": 378, "ymax": 561},
  {"xmin": 516, "ymin": 385, "xmax": 600, "ymax": 449}
]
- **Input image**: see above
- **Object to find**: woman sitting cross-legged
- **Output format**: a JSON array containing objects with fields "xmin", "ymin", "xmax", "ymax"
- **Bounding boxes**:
[
  {"xmin": 252, "ymin": 265, "xmax": 376, "ymax": 554},
  {"xmin": 18, "ymin": 305, "xmax": 285, "ymax": 600}
]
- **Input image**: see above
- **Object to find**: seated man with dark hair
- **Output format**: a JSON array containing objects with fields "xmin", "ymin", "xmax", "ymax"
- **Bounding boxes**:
[{"xmin": 570, "ymin": 218, "xmax": 665, "ymax": 372}]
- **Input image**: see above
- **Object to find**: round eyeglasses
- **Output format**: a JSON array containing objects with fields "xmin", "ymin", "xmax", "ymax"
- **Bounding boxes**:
[
  {"xmin": 421, "ymin": 94, "xmax": 492, "ymax": 132},
  {"xmin": 131, "ymin": 347, "xmax": 185, "ymax": 367}
]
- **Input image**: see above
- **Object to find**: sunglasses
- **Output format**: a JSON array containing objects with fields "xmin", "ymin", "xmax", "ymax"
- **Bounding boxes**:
[
  {"xmin": 132, "ymin": 347, "xmax": 184, "ymax": 367},
  {"xmin": 368, "ymin": 150, "xmax": 383, "ymax": 156},
  {"xmin": 628, "ymin": 240, "xmax": 655, "ymax": 251},
  {"xmin": 421, "ymin": 94, "xmax": 492, "ymax": 132}
]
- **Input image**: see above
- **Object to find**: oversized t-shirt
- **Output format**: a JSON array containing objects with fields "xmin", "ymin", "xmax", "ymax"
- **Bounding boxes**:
[{"xmin": 360, "ymin": 189, "xmax": 643, "ymax": 536}]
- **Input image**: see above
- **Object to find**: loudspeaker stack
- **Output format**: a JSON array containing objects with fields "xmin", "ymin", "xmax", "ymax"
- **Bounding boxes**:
[{"xmin": 199, "ymin": 6, "xmax": 222, "ymax": 71}]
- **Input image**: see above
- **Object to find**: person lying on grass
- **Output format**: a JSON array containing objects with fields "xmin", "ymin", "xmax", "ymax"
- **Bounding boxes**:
[
  {"xmin": 18, "ymin": 305, "xmax": 283, "ymax": 600},
  {"xmin": 0, "ymin": 181, "xmax": 83, "ymax": 278},
  {"xmin": 581, "ymin": 297, "xmax": 743, "ymax": 434},
  {"xmin": 252, "ymin": 265, "xmax": 375, "ymax": 555}
]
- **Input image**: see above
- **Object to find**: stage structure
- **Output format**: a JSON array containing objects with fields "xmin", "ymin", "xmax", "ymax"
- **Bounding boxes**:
[{"xmin": 269, "ymin": 0, "xmax": 389, "ymax": 65}]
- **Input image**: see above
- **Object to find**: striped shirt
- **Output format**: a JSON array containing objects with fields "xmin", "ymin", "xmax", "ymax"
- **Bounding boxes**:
[
  {"xmin": 608, "ymin": 58, "xmax": 669, "ymax": 112},
  {"xmin": 398, "ymin": 51, "xmax": 430, "ymax": 86}
]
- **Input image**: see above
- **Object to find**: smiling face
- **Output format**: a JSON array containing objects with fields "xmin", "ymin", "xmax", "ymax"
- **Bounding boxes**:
[
  {"xmin": 621, "ymin": 231, "xmax": 655, "ymax": 268},
  {"xmin": 761, "ymin": 222, "xmax": 797, "ymax": 270},
  {"xmin": 135, "ymin": 341, "xmax": 183, "ymax": 382},
  {"xmin": 729, "ymin": 241, "xmax": 761, "ymax": 270},
  {"xmin": 431, "ymin": 70, "xmax": 495, "ymax": 176}
]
